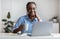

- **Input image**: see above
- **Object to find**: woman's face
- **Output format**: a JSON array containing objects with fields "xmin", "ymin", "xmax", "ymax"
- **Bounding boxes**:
[{"xmin": 27, "ymin": 4, "xmax": 36, "ymax": 17}]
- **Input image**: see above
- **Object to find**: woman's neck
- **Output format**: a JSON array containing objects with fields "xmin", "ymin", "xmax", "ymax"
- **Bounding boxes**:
[{"xmin": 28, "ymin": 14, "xmax": 35, "ymax": 21}]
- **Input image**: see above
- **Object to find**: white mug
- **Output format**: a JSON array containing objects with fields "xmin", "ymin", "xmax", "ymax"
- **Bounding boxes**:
[{"xmin": 24, "ymin": 23, "xmax": 28, "ymax": 31}]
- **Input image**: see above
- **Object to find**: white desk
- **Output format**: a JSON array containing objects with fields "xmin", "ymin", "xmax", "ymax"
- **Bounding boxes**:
[{"xmin": 0, "ymin": 33, "xmax": 60, "ymax": 39}]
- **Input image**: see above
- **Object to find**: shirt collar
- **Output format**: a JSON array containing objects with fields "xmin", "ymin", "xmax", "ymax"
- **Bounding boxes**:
[{"xmin": 26, "ymin": 15, "xmax": 37, "ymax": 22}]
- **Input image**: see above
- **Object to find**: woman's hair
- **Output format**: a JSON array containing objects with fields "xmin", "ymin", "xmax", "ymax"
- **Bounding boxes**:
[{"xmin": 26, "ymin": 2, "xmax": 36, "ymax": 8}]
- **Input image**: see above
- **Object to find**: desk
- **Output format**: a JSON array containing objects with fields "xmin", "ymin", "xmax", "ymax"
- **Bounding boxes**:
[{"xmin": 0, "ymin": 33, "xmax": 60, "ymax": 39}]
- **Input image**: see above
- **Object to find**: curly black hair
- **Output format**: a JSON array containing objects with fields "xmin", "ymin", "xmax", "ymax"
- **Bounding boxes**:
[{"xmin": 26, "ymin": 2, "xmax": 36, "ymax": 8}]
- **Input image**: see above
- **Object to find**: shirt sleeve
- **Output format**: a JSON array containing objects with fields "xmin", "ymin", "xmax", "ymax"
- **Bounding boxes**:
[
  {"xmin": 13, "ymin": 17, "xmax": 24, "ymax": 31},
  {"xmin": 35, "ymin": 18, "xmax": 45, "ymax": 22}
]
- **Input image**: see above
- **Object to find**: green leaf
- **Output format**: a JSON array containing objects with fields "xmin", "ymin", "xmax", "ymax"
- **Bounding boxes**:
[
  {"xmin": 4, "ymin": 23, "xmax": 8, "ymax": 25},
  {"xmin": 2, "ymin": 19, "xmax": 7, "ymax": 22},
  {"xmin": 7, "ymin": 25, "xmax": 11, "ymax": 27},
  {"xmin": 8, "ymin": 21, "xmax": 14, "ymax": 25},
  {"xmin": 4, "ymin": 27, "xmax": 11, "ymax": 33},
  {"xmin": 4, "ymin": 27, "xmax": 9, "ymax": 33},
  {"xmin": 7, "ymin": 12, "xmax": 11, "ymax": 19},
  {"xmin": 4, "ymin": 28, "xmax": 11, "ymax": 33}
]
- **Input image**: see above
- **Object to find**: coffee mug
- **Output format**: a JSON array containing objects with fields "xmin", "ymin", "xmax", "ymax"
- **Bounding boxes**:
[{"xmin": 24, "ymin": 23, "xmax": 28, "ymax": 31}]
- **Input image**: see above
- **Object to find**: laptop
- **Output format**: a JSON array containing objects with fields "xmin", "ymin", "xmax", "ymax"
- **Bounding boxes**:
[{"xmin": 31, "ymin": 22, "xmax": 53, "ymax": 36}]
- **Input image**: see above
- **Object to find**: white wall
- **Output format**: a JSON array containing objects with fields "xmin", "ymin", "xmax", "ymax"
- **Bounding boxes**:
[
  {"xmin": 1, "ymin": 0, "xmax": 12, "ymax": 19},
  {"xmin": 58, "ymin": 0, "xmax": 60, "ymax": 33},
  {"xmin": 0, "ymin": 0, "xmax": 2, "ymax": 23},
  {"xmin": 0, "ymin": 0, "xmax": 3, "ymax": 33},
  {"xmin": 36, "ymin": 0, "xmax": 58, "ymax": 21},
  {"xmin": 58, "ymin": 0, "xmax": 60, "ymax": 22},
  {"xmin": 0, "ymin": 0, "xmax": 58, "ymax": 32}
]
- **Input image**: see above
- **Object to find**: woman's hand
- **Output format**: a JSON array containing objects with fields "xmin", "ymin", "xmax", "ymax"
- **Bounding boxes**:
[{"xmin": 35, "ymin": 14, "xmax": 41, "ymax": 22}]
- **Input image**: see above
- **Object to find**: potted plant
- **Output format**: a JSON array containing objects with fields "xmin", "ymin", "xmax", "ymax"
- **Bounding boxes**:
[{"xmin": 2, "ymin": 12, "xmax": 14, "ymax": 33}]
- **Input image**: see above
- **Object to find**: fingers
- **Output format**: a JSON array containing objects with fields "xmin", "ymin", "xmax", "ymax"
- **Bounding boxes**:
[{"xmin": 35, "ymin": 14, "xmax": 41, "ymax": 22}]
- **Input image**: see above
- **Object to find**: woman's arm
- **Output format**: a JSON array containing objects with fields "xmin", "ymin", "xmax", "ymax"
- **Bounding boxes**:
[{"xmin": 13, "ymin": 25, "xmax": 23, "ymax": 33}]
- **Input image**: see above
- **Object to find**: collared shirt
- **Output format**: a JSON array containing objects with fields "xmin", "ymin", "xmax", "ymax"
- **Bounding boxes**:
[{"xmin": 13, "ymin": 15, "xmax": 42, "ymax": 34}]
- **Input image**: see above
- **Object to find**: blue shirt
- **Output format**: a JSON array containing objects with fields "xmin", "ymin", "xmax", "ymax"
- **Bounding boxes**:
[{"xmin": 13, "ymin": 15, "xmax": 38, "ymax": 34}]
